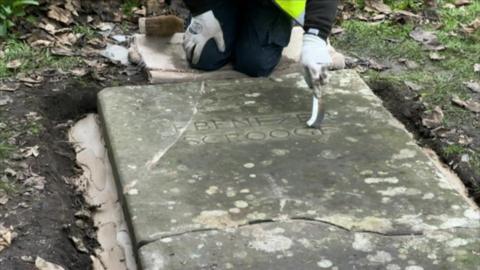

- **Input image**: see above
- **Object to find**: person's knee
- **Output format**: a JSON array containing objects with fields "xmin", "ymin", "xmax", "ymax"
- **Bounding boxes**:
[
  {"xmin": 234, "ymin": 48, "xmax": 282, "ymax": 77},
  {"xmin": 189, "ymin": 39, "xmax": 231, "ymax": 71}
]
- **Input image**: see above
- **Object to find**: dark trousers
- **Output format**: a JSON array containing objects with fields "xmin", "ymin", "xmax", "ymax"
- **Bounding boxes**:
[{"xmin": 188, "ymin": 1, "xmax": 293, "ymax": 77}]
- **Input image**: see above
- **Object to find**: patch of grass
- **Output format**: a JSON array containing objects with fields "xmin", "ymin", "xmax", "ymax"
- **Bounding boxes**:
[
  {"xmin": 0, "ymin": 39, "xmax": 82, "ymax": 78},
  {"xmin": 333, "ymin": 1, "xmax": 480, "ymax": 185},
  {"xmin": 443, "ymin": 144, "xmax": 466, "ymax": 156},
  {"xmin": 73, "ymin": 25, "xmax": 97, "ymax": 40},
  {"xmin": 122, "ymin": 0, "xmax": 141, "ymax": 16},
  {"xmin": 333, "ymin": 20, "xmax": 424, "ymax": 61}
]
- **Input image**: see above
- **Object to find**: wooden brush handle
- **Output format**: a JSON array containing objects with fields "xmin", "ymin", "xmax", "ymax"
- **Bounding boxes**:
[{"xmin": 139, "ymin": 15, "xmax": 184, "ymax": 37}]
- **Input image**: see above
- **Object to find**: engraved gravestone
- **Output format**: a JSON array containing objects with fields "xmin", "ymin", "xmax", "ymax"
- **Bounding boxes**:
[{"xmin": 99, "ymin": 70, "xmax": 480, "ymax": 269}]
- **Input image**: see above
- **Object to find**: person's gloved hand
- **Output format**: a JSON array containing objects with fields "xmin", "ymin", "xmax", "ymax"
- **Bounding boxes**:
[
  {"xmin": 184, "ymin": 11, "xmax": 225, "ymax": 65},
  {"xmin": 301, "ymin": 33, "xmax": 331, "ymax": 88}
]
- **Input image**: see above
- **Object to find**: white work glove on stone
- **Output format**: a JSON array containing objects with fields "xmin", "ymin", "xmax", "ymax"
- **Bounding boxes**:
[
  {"xmin": 184, "ymin": 10, "xmax": 225, "ymax": 65},
  {"xmin": 301, "ymin": 33, "xmax": 331, "ymax": 87}
]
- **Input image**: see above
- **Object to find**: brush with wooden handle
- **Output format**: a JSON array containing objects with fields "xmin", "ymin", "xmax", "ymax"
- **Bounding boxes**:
[{"xmin": 139, "ymin": 15, "xmax": 184, "ymax": 37}]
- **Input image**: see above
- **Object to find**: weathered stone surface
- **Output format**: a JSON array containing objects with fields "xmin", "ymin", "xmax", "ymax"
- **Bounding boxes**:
[{"xmin": 98, "ymin": 70, "xmax": 480, "ymax": 269}]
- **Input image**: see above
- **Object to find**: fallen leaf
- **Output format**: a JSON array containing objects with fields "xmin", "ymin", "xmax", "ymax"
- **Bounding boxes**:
[
  {"xmin": 368, "ymin": 59, "xmax": 389, "ymax": 71},
  {"xmin": 0, "ymin": 224, "xmax": 16, "ymax": 253},
  {"xmin": 458, "ymin": 135, "xmax": 473, "ymax": 145},
  {"xmin": 35, "ymin": 257, "xmax": 65, "ymax": 270},
  {"xmin": 405, "ymin": 81, "xmax": 422, "ymax": 91},
  {"xmin": 0, "ymin": 82, "xmax": 20, "ymax": 92},
  {"xmin": 69, "ymin": 236, "xmax": 88, "ymax": 253},
  {"xmin": 65, "ymin": 0, "xmax": 81, "ymax": 16},
  {"xmin": 452, "ymin": 96, "xmax": 480, "ymax": 113},
  {"xmin": 48, "ymin": 6, "xmax": 74, "ymax": 25},
  {"xmin": 392, "ymin": 11, "xmax": 421, "ymax": 24},
  {"xmin": 21, "ymin": 145, "xmax": 40, "ymax": 158},
  {"xmin": 371, "ymin": 14, "xmax": 386, "ymax": 21},
  {"xmin": 4, "ymin": 168, "xmax": 16, "ymax": 177},
  {"xmin": 133, "ymin": 6, "xmax": 147, "ymax": 17},
  {"xmin": 17, "ymin": 74, "xmax": 44, "ymax": 84},
  {"xmin": 0, "ymin": 190, "xmax": 8, "ymax": 205},
  {"xmin": 70, "ymin": 68, "xmax": 88, "ymax": 77},
  {"xmin": 398, "ymin": 58, "xmax": 419, "ymax": 69},
  {"xmin": 464, "ymin": 81, "xmax": 480, "ymax": 93},
  {"xmin": 461, "ymin": 18, "xmax": 480, "ymax": 34},
  {"xmin": 422, "ymin": 106, "xmax": 444, "ymax": 128},
  {"xmin": 429, "ymin": 52, "xmax": 445, "ymax": 61},
  {"xmin": 30, "ymin": 39, "xmax": 53, "ymax": 48},
  {"xmin": 444, "ymin": 3, "xmax": 456, "ymax": 9},
  {"xmin": 51, "ymin": 47, "xmax": 75, "ymax": 57},
  {"xmin": 364, "ymin": 0, "xmax": 392, "ymax": 14},
  {"xmin": 24, "ymin": 174, "xmax": 46, "ymax": 190},
  {"xmin": 454, "ymin": 0, "xmax": 471, "ymax": 7},
  {"xmin": 21, "ymin": 255, "xmax": 34, "ymax": 262},
  {"xmin": 410, "ymin": 28, "xmax": 446, "ymax": 51},
  {"xmin": 6, "ymin": 60, "xmax": 22, "ymax": 69},
  {"xmin": 331, "ymin": 26, "xmax": 344, "ymax": 35},
  {"xmin": 0, "ymin": 96, "xmax": 13, "ymax": 106},
  {"xmin": 38, "ymin": 21, "xmax": 57, "ymax": 35},
  {"xmin": 56, "ymin": 32, "xmax": 78, "ymax": 46}
]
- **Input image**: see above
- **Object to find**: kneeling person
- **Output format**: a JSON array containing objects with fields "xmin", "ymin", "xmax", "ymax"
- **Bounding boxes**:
[{"xmin": 182, "ymin": 0, "xmax": 338, "ymax": 78}]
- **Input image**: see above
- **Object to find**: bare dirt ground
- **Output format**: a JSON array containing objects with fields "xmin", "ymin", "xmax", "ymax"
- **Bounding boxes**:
[{"xmin": 0, "ymin": 70, "xmax": 146, "ymax": 269}]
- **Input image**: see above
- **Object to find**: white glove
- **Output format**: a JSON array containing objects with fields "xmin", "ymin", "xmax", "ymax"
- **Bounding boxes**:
[
  {"xmin": 301, "ymin": 33, "xmax": 331, "ymax": 87},
  {"xmin": 184, "ymin": 10, "xmax": 225, "ymax": 65}
]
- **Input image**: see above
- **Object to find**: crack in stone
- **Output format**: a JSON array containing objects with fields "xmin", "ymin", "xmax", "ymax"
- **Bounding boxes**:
[
  {"xmin": 289, "ymin": 216, "xmax": 424, "ymax": 237},
  {"xmin": 145, "ymin": 82, "xmax": 205, "ymax": 170},
  {"xmin": 137, "ymin": 216, "xmax": 427, "ymax": 249}
]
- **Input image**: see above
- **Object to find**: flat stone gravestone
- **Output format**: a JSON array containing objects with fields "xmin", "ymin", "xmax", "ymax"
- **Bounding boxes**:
[{"xmin": 98, "ymin": 70, "xmax": 480, "ymax": 270}]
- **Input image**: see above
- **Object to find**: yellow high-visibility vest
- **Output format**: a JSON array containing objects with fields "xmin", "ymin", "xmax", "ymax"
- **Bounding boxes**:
[{"xmin": 273, "ymin": 0, "xmax": 307, "ymax": 24}]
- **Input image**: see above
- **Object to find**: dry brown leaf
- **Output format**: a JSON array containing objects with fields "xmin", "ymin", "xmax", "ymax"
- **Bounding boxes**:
[
  {"xmin": 392, "ymin": 10, "xmax": 421, "ymax": 24},
  {"xmin": 30, "ymin": 39, "xmax": 53, "ymax": 48},
  {"xmin": 70, "ymin": 68, "xmax": 88, "ymax": 77},
  {"xmin": 24, "ymin": 174, "xmax": 46, "ymax": 190},
  {"xmin": 464, "ymin": 81, "xmax": 480, "ymax": 93},
  {"xmin": 454, "ymin": 0, "xmax": 472, "ymax": 7},
  {"xmin": 461, "ymin": 18, "xmax": 480, "ymax": 34},
  {"xmin": 17, "ymin": 74, "xmax": 44, "ymax": 84},
  {"xmin": 331, "ymin": 26, "xmax": 344, "ymax": 35},
  {"xmin": 35, "ymin": 257, "xmax": 65, "ymax": 270},
  {"xmin": 38, "ymin": 21, "xmax": 57, "ymax": 35},
  {"xmin": 51, "ymin": 47, "xmax": 75, "ymax": 57},
  {"xmin": 0, "ymin": 224, "xmax": 15, "ymax": 253},
  {"xmin": 6, "ymin": 60, "xmax": 22, "ymax": 69},
  {"xmin": 422, "ymin": 106, "xmax": 444, "ymax": 128},
  {"xmin": 0, "ymin": 96, "xmax": 13, "ymax": 106},
  {"xmin": 69, "ymin": 236, "xmax": 88, "ymax": 253},
  {"xmin": 429, "ymin": 52, "xmax": 445, "ymax": 61},
  {"xmin": 444, "ymin": 3, "xmax": 456, "ymax": 9},
  {"xmin": 0, "ymin": 190, "xmax": 8, "ymax": 205},
  {"xmin": 364, "ymin": 0, "xmax": 392, "ymax": 14},
  {"xmin": 368, "ymin": 59, "xmax": 389, "ymax": 71},
  {"xmin": 65, "ymin": 0, "xmax": 81, "ymax": 16},
  {"xmin": 56, "ymin": 32, "xmax": 78, "ymax": 46},
  {"xmin": 452, "ymin": 96, "xmax": 480, "ymax": 113},
  {"xmin": 398, "ymin": 58, "xmax": 419, "ymax": 69},
  {"xmin": 405, "ymin": 81, "xmax": 422, "ymax": 91},
  {"xmin": 0, "ymin": 82, "xmax": 20, "ymax": 92},
  {"xmin": 410, "ymin": 28, "xmax": 446, "ymax": 51},
  {"xmin": 21, "ymin": 145, "xmax": 40, "ymax": 158},
  {"xmin": 48, "ymin": 6, "xmax": 73, "ymax": 25}
]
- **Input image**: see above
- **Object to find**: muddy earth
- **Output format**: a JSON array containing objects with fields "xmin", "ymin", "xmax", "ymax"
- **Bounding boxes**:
[{"xmin": 0, "ymin": 70, "xmax": 146, "ymax": 269}]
